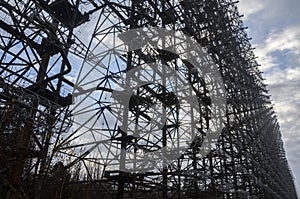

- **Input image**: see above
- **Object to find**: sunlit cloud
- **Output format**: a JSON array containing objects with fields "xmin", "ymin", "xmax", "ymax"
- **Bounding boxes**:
[{"xmin": 251, "ymin": 26, "xmax": 300, "ymax": 71}]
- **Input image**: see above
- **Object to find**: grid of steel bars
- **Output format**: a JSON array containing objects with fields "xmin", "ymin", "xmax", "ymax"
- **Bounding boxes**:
[{"xmin": 0, "ymin": 0, "xmax": 297, "ymax": 198}]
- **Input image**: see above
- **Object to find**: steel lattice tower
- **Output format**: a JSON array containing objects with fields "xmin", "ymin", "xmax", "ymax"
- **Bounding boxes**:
[{"xmin": 0, "ymin": 0, "xmax": 297, "ymax": 199}]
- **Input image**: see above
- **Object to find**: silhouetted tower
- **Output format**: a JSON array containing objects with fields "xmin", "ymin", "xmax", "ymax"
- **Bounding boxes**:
[
  {"xmin": 0, "ymin": 0, "xmax": 297, "ymax": 199},
  {"xmin": 0, "ymin": 0, "xmax": 89, "ymax": 197}
]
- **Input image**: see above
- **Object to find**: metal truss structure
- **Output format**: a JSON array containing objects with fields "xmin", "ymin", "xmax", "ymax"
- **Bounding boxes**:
[{"xmin": 0, "ymin": 0, "xmax": 297, "ymax": 198}]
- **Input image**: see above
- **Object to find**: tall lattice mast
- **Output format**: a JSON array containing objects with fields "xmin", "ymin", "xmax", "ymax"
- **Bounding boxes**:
[{"xmin": 0, "ymin": 0, "xmax": 297, "ymax": 198}]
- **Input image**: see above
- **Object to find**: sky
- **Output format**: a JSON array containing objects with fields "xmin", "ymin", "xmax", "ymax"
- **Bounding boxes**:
[{"xmin": 237, "ymin": 0, "xmax": 300, "ymax": 195}]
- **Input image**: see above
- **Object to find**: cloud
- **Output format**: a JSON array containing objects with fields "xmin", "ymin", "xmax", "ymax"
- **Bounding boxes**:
[
  {"xmin": 238, "ymin": 0, "xmax": 265, "ymax": 19},
  {"xmin": 254, "ymin": 48, "xmax": 278, "ymax": 71},
  {"xmin": 265, "ymin": 27, "xmax": 300, "ymax": 55},
  {"xmin": 264, "ymin": 67, "xmax": 300, "ymax": 85},
  {"xmin": 239, "ymin": 0, "xmax": 300, "ymax": 28},
  {"xmin": 252, "ymin": 26, "xmax": 300, "ymax": 71},
  {"xmin": 264, "ymin": 67, "xmax": 300, "ymax": 129}
]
